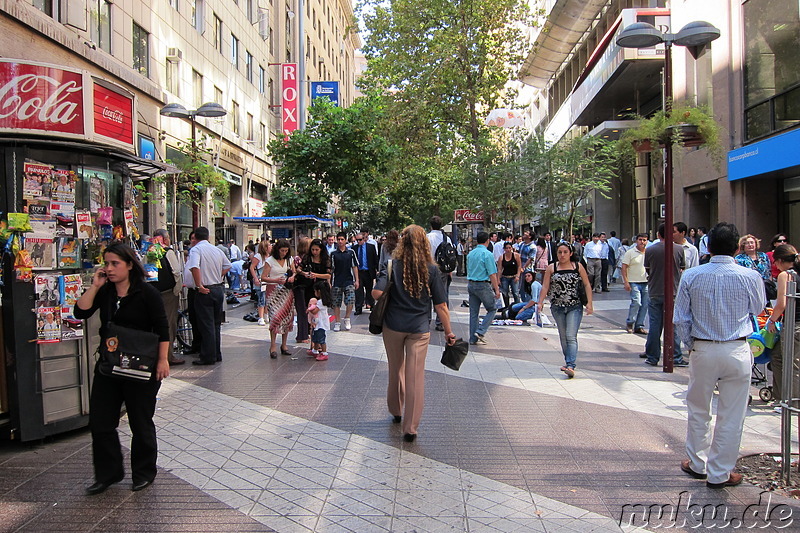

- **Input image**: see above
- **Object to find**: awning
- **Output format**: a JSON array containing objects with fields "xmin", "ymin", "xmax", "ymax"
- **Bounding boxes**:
[
  {"xmin": 0, "ymin": 137, "xmax": 180, "ymax": 179},
  {"xmin": 233, "ymin": 215, "xmax": 335, "ymax": 225}
]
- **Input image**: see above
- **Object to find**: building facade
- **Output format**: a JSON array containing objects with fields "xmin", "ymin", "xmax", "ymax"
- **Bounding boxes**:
[{"xmin": 520, "ymin": 0, "xmax": 799, "ymax": 243}]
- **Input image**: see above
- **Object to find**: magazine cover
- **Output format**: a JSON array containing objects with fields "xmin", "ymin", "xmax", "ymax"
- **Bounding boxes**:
[
  {"xmin": 59, "ymin": 274, "xmax": 84, "ymax": 340},
  {"xmin": 23, "ymin": 162, "xmax": 52, "ymax": 200},
  {"xmin": 75, "ymin": 210, "xmax": 93, "ymax": 239},
  {"xmin": 26, "ymin": 217, "xmax": 57, "ymax": 270},
  {"xmin": 35, "ymin": 274, "xmax": 61, "ymax": 308},
  {"xmin": 51, "ymin": 169, "xmax": 77, "ymax": 204},
  {"xmin": 36, "ymin": 306, "xmax": 62, "ymax": 343},
  {"xmin": 57, "ymin": 237, "xmax": 81, "ymax": 269},
  {"xmin": 90, "ymin": 175, "xmax": 106, "ymax": 213}
]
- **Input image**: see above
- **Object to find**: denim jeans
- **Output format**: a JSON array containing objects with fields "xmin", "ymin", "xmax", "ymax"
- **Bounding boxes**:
[
  {"xmin": 626, "ymin": 282, "xmax": 649, "ymax": 329},
  {"xmin": 550, "ymin": 305, "xmax": 583, "ymax": 369},
  {"xmin": 468, "ymin": 281, "xmax": 496, "ymax": 343},
  {"xmin": 510, "ymin": 302, "xmax": 535, "ymax": 321},
  {"xmin": 645, "ymin": 295, "xmax": 683, "ymax": 364},
  {"xmin": 499, "ymin": 276, "xmax": 519, "ymax": 308}
]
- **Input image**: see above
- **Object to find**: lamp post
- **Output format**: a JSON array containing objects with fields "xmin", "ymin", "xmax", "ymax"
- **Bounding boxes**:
[
  {"xmin": 617, "ymin": 20, "xmax": 719, "ymax": 373},
  {"xmin": 160, "ymin": 102, "xmax": 228, "ymax": 229}
]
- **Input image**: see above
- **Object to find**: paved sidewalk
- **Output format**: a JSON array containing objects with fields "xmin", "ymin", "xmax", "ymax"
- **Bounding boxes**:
[{"xmin": 1, "ymin": 278, "xmax": 798, "ymax": 532}]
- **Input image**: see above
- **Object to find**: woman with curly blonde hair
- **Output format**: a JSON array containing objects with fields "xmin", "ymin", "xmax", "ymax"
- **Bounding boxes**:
[
  {"xmin": 373, "ymin": 225, "xmax": 456, "ymax": 443},
  {"xmin": 735, "ymin": 234, "xmax": 771, "ymax": 281}
]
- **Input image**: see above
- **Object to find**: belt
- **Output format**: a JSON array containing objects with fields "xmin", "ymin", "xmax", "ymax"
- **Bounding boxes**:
[
  {"xmin": 693, "ymin": 337, "xmax": 747, "ymax": 343},
  {"xmin": 194, "ymin": 283, "xmax": 224, "ymax": 290}
]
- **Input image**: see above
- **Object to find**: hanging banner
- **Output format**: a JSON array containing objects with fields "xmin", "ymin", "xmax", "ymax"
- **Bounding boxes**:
[
  {"xmin": 310, "ymin": 81, "xmax": 339, "ymax": 106},
  {"xmin": 93, "ymin": 80, "xmax": 134, "ymax": 146},
  {"xmin": 281, "ymin": 63, "xmax": 298, "ymax": 134}
]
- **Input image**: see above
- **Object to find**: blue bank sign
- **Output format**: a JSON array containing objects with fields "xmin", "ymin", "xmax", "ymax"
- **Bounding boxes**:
[
  {"xmin": 728, "ymin": 128, "xmax": 800, "ymax": 181},
  {"xmin": 310, "ymin": 81, "xmax": 339, "ymax": 106}
]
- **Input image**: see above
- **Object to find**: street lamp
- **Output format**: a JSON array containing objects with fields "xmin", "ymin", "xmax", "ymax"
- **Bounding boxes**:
[
  {"xmin": 616, "ymin": 20, "xmax": 719, "ymax": 373},
  {"xmin": 160, "ymin": 102, "xmax": 228, "ymax": 229}
]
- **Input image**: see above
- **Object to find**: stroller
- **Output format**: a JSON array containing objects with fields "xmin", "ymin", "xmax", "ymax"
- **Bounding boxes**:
[{"xmin": 748, "ymin": 310, "xmax": 779, "ymax": 403}]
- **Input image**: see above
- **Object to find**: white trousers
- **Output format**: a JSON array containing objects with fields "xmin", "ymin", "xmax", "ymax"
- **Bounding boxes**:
[{"xmin": 685, "ymin": 339, "xmax": 751, "ymax": 484}]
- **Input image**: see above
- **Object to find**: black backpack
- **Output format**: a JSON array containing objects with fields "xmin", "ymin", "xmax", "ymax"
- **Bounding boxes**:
[{"xmin": 435, "ymin": 236, "xmax": 458, "ymax": 273}]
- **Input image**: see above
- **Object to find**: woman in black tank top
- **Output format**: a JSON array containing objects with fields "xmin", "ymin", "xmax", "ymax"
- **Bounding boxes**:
[{"xmin": 497, "ymin": 242, "xmax": 521, "ymax": 316}]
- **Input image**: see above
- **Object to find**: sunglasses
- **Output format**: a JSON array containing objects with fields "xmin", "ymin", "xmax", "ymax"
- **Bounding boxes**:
[{"xmin": 777, "ymin": 239, "xmax": 787, "ymax": 243}]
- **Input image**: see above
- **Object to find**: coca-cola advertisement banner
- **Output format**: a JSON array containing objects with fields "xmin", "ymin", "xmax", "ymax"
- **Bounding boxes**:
[
  {"xmin": 0, "ymin": 61, "xmax": 84, "ymax": 136},
  {"xmin": 454, "ymin": 209, "xmax": 485, "ymax": 223},
  {"xmin": 93, "ymin": 82, "xmax": 133, "ymax": 145}
]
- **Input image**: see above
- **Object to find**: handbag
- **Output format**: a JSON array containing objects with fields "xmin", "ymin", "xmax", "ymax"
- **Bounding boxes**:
[
  {"xmin": 575, "ymin": 263, "xmax": 588, "ymax": 306},
  {"xmin": 441, "ymin": 338, "xmax": 469, "ymax": 371},
  {"xmin": 764, "ymin": 278, "xmax": 777, "ymax": 301},
  {"xmin": 100, "ymin": 322, "xmax": 159, "ymax": 381},
  {"xmin": 369, "ymin": 260, "xmax": 392, "ymax": 335}
]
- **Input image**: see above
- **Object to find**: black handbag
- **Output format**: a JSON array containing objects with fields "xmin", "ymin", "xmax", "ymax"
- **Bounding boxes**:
[
  {"xmin": 765, "ymin": 278, "xmax": 778, "ymax": 301},
  {"xmin": 369, "ymin": 260, "xmax": 393, "ymax": 335},
  {"xmin": 100, "ymin": 322, "xmax": 159, "ymax": 381},
  {"xmin": 576, "ymin": 263, "xmax": 589, "ymax": 306},
  {"xmin": 441, "ymin": 338, "xmax": 469, "ymax": 371}
]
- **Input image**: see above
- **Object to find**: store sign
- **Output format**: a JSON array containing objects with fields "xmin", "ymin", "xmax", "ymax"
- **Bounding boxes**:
[
  {"xmin": 218, "ymin": 168, "xmax": 242, "ymax": 186},
  {"xmin": 138, "ymin": 135, "xmax": 156, "ymax": 160},
  {"xmin": 281, "ymin": 63, "xmax": 298, "ymax": 134},
  {"xmin": 310, "ymin": 81, "xmax": 339, "ymax": 106},
  {"xmin": 0, "ymin": 61, "xmax": 84, "ymax": 135},
  {"xmin": 727, "ymin": 128, "xmax": 800, "ymax": 181},
  {"xmin": 93, "ymin": 82, "xmax": 133, "ymax": 145},
  {"xmin": 454, "ymin": 209, "xmax": 484, "ymax": 223},
  {"xmin": 248, "ymin": 197, "xmax": 265, "ymax": 217}
]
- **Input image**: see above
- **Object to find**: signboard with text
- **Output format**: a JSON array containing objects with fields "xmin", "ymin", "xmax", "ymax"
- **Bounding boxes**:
[
  {"xmin": 93, "ymin": 81, "xmax": 134, "ymax": 146},
  {"xmin": 454, "ymin": 209, "xmax": 485, "ymax": 223},
  {"xmin": 281, "ymin": 63, "xmax": 298, "ymax": 134},
  {"xmin": 310, "ymin": 81, "xmax": 339, "ymax": 106}
]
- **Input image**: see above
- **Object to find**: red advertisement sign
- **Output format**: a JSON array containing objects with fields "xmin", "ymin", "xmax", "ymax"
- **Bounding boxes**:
[
  {"xmin": 454, "ymin": 209, "xmax": 485, "ymax": 223},
  {"xmin": 0, "ymin": 61, "xmax": 84, "ymax": 135},
  {"xmin": 93, "ymin": 82, "xmax": 133, "ymax": 145},
  {"xmin": 281, "ymin": 63, "xmax": 298, "ymax": 134}
]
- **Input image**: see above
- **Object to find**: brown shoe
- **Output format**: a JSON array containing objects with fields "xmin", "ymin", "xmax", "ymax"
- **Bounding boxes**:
[
  {"xmin": 634, "ymin": 328, "xmax": 648, "ymax": 335},
  {"xmin": 707, "ymin": 472, "xmax": 743, "ymax": 489},
  {"xmin": 626, "ymin": 324, "xmax": 634, "ymax": 334},
  {"xmin": 681, "ymin": 459, "xmax": 707, "ymax": 479}
]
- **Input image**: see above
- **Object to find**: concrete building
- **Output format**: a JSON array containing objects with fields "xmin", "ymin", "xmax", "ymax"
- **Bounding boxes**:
[{"xmin": 519, "ymin": 0, "xmax": 799, "ymax": 243}]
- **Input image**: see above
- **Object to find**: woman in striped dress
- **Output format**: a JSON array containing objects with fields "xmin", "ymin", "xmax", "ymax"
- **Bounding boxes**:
[{"xmin": 261, "ymin": 239, "xmax": 296, "ymax": 358}]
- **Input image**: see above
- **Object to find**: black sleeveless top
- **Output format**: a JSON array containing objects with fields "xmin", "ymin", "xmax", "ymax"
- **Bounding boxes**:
[
  {"xmin": 501, "ymin": 255, "xmax": 518, "ymax": 276},
  {"xmin": 548, "ymin": 263, "xmax": 582, "ymax": 307}
]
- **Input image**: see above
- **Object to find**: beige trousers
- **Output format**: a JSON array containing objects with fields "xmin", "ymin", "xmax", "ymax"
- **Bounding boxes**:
[{"xmin": 382, "ymin": 325, "xmax": 430, "ymax": 436}]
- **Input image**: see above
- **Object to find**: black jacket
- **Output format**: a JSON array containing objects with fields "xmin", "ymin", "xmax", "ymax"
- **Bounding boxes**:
[{"xmin": 353, "ymin": 242, "xmax": 379, "ymax": 277}]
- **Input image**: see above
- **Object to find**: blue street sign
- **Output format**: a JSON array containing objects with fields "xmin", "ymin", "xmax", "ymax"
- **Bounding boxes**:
[
  {"xmin": 310, "ymin": 81, "xmax": 340, "ymax": 106},
  {"xmin": 138, "ymin": 135, "xmax": 156, "ymax": 160}
]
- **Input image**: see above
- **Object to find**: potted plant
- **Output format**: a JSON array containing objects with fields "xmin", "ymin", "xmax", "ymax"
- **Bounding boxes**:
[{"xmin": 617, "ymin": 104, "xmax": 724, "ymax": 167}]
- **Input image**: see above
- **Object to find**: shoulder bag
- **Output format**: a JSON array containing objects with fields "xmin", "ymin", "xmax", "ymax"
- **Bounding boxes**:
[
  {"xmin": 98, "ymin": 294, "xmax": 160, "ymax": 381},
  {"xmin": 369, "ymin": 260, "xmax": 392, "ymax": 335},
  {"xmin": 575, "ymin": 263, "xmax": 588, "ymax": 306}
]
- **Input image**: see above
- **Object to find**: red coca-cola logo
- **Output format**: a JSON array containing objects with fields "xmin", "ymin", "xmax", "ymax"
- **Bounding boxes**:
[
  {"xmin": 0, "ymin": 62, "xmax": 84, "ymax": 135},
  {"xmin": 455, "ymin": 209, "xmax": 484, "ymax": 222}
]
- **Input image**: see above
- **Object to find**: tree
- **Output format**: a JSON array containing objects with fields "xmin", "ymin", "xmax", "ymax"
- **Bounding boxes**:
[
  {"xmin": 265, "ymin": 97, "xmax": 394, "ymax": 219},
  {"xmin": 359, "ymin": 0, "xmax": 533, "ymax": 218}
]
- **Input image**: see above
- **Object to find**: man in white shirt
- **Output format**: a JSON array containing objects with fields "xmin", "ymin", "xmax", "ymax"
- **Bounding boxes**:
[
  {"xmin": 583, "ymin": 233, "xmax": 604, "ymax": 293},
  {"xmin": 674, "ymin": 222, "xmax": 699, "ymax": 269},
  {"xmin": 228, "ymin": 240, "xmax": 242, "ymax": 261},
  {"xmin": 697, "ymin": 226, "xmax": 710, "ymax": 264},
  {"xmin": 427, "ymin": 216, "xmax": 452, "ymax": 331},
  {"xmin": 622, "ymin": 234, "xmax": 650, "ymax": 334},
  {"xmin": 325, "ymin": 234, "xmax": 337, "ymax": 255},
  {"xmin": 607, "ymin": 231, "xmax": 622, "ymax": 282}
]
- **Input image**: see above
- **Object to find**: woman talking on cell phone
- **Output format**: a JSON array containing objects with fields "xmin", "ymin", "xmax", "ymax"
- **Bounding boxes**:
[{"xmin": 74, "ymin": 242, "xmax": 170, "ymax": 495}]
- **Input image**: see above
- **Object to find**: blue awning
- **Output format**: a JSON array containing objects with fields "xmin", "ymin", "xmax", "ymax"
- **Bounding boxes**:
[{"xmin": 233, "ymin": 215, "xmax": 335, "ymax": 225}]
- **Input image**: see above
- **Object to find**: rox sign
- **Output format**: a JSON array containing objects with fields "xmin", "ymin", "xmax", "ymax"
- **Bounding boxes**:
[{"xmin": 0, "ymin": 60, "xmax": 134, "ymax": 148}]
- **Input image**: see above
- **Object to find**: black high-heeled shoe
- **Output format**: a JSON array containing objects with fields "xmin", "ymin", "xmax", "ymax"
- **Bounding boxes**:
[
  {"xmin": 280, "ymin": 347, "xmax": 292, "ymax": 355},
  {"xmin": 403, "ymin": 433, "xmax": 416, "ymax": 443},
  {"xmin": 393, "ymin": 415, "xmax": 401, "ymax": 424}
]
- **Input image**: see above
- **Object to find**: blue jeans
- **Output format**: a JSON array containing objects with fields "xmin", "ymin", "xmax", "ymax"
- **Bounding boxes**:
[
  {"xmin": 626, "ymin": 282, "xmax": 649, "ymax": 329},
  {"xmin": 645, "ymin": 295, "xmax": 684, "ymax": 364},
  {"xmin": 551, "ymin": 305, "xmax": 583, "ymax": 369},
  {"xmin": 468, "ymin": 281, "xmax": 496, "ymax": 343},
  {"xmin": 510, "ymin": 302, "xmax": 536, "ymax": 321},
  {"xmin": 500, "ymin": 276, "xmax": 519, "ymax": 308}
]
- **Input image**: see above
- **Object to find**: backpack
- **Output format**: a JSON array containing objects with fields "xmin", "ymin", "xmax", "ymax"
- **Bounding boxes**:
[{"xmin": 435, "ymin": 236, "xmax": 458, "ymax": 273}]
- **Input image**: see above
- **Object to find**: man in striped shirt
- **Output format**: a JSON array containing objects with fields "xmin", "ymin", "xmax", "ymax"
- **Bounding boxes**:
[{"xmin": 673, "ymin": 222, "xmax": 765, "ymax": 489}]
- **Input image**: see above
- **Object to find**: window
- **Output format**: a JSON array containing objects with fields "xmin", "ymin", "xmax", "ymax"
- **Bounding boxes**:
[
  {"xmin": 214, "ymin": 86, "xmax": 223, "ymax": 104},
  {"xmin": 132, "ymin": 23, "xmax": 150, "ymax": 77},
  {"xmin": 193, "ymin": 69, "xmax": 203, "ymax": 108},
  {"xmin": 166, "ymin": 59, "xmax": 180, "ymax": 95},
  {"xmin": 247, "ymin": 113, "xmax": 254, "ymax": 140},
  {"xmin": 190, "ymin": 0, "xmax": 204, "ymax": 31},
  {"xmin": 259, "ymin": 65, "xmax": 266, "ymax": 94},
  {"xmin": 231, "ymin": 101, "xmax": 240, "ymax": 135},
  {"xmin": 246, "ymin": 51, "xmax": 254, "ymax": 83},
  {"xmin": 260, "ymin": 122, "xmax": 266, "ymax": 150},
  {"xmin": 269, "ymin": 28, "xmax": 274, "ymax": 55},
  {"xmin": 90, "ymin": 1, "xmax": 111, "ymax": 53},
  {"xmin": 213, "ymin": 14, "xmax": 223, "ymax": 54},
  {"xmin": 247, "ymin": 0, "xmax": 256, "ymax": 23},
  {"xmin": 231, "ymin": 34, "xmax": 240, "ymax": 68},
  {"xmin": 32, "ymin": 0, "xmax": 53, "ymax": 16},
  {"xmin": 744, "ymin": 0, "xmax": 800, "ymax": 140},
  {"xmin": 268, "ymin": 78, "xmax": 274, "ymax": 106},
  {"xmin": 169, "ymin": 0, "xmax": 178, "ymax": 10}
]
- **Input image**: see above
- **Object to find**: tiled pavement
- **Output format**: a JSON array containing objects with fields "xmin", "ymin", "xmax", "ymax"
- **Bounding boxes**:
[{"xmin": 2, "ymin": 278, "xmax": 799, "ymax": 532}]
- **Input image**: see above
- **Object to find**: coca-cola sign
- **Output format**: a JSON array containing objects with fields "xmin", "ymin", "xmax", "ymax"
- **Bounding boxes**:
[
  {"xmin": 93, "ymin": 82, "xmax": 133, "ymax": 145},
  {"xmin": 454, "ymin": 209, "xmax": 485, "ymax": 222},
  {"xmin": 0, "ymin": 61, "xmax": 84, "ymax": 135}
]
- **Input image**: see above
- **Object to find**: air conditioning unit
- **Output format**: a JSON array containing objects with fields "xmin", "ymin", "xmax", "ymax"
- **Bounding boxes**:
[{"xmin": 166, "ymin": 48, "xmax": 183, "ymax": 61}]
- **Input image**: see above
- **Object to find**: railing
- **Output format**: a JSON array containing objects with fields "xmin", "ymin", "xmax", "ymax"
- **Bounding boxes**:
[
  {"xmin": 780, "ymin": 274, "xmax": 799, "ymax": 483},
  {"xmin": 744, "ymin": 83, "xmax": 800, "ymax": 142}
]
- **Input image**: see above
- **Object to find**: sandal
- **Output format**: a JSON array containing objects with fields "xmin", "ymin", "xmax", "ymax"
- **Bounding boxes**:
[
  {"xmin": 280, "ymin": 347, "xmax": 292, "ymax": 356},
  {"xmin": 270, "ymin": 351, "xmax": 277, "ymax": 359},
  {"xmin": 563, "ymin": 367, "xmax": 575, "ymax": 378}
]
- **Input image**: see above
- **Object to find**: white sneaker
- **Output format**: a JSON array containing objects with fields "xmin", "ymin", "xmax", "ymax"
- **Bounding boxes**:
[
  {"xmin": 344, "ymin": 318, "xmax": 351, "ymax": 330},
  {"xmin": 333, "ymin": 322, "xmax": 341, "ymax": 332},
  {"xmin": 257, "ymin": 318, "xmax": 266, "ymax": 326}
]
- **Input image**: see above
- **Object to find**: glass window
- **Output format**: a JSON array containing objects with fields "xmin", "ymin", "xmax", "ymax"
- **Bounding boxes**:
[
  {"xmin": 166, "ymin": 59, "xmax": 180, "ymax": 96},
  {"xmin": 259, "ymin": 65, "xmax": 266, "ymax": 94},
  {"xmin": 132, "ymin": 23, "xmax": 150, "ymax": 77},
  {"xmin": 231, "ymin": 101, "xmax": 240, "ymax": 135},
  {"xmin": 169, "ymin": 0, "xmax": 178, "ymax": 9},
  {"xmin": 214, "ymin": 86, "xmax": 223, "ymax": 104},
  {"xmin": 90, "ymin": 1, "xmax": 112, "ymax": 53},
  {"xmin": 32, "ymin": 0, "xmax": 53, "ymax": 16},
  {"xmin": 246, "ymin": 51, "xmax": 254, "ymax": 83},
  {"xmin": 260, "ymin": 122, "xmax": 266, "ymax": 150},
  {"xmin": 231, "ymin": 34, "xmax": 239, "ymax": 68},
  {"xmin": 247, "ymin": 113, "xmax": 254, "ymax": 140},
  {"xmin": 213, "ymin": 14, "xmax": 223, "ymax": 54},
  {"xmin": 193, "ymin": 69, "xmax": 203, "ymax": 108}
]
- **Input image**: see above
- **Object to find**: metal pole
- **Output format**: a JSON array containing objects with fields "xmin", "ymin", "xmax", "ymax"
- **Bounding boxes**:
[
  {"xmin": 663, "ymin": 41, "xmax": 675, "ymax": 373},
  {"xmin": 781, "ymin": 275, "xmax": 797, "ymax": 484},
  {"xmin": 297, "ymin": 0, "xmax": 306, "ymax": 130}
]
